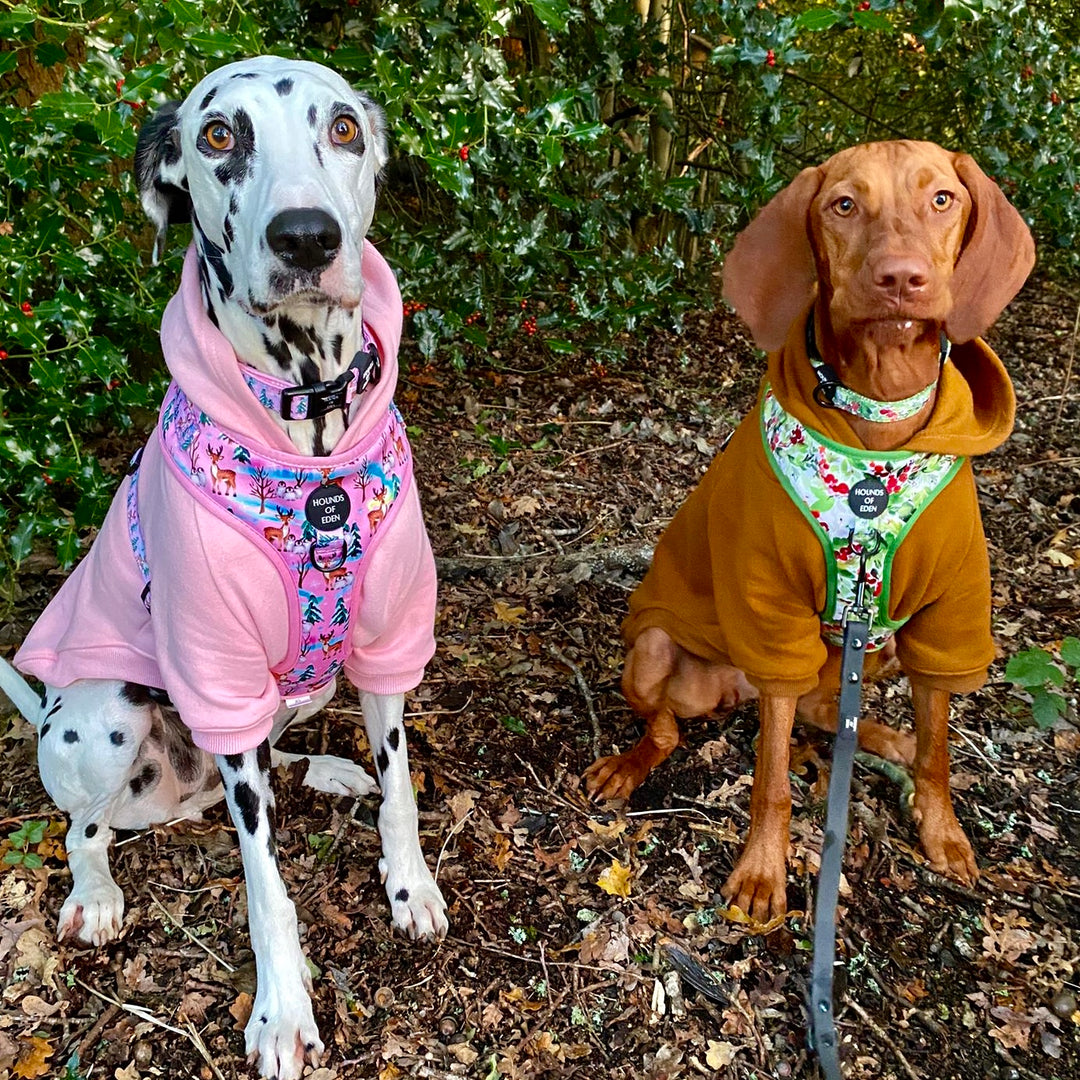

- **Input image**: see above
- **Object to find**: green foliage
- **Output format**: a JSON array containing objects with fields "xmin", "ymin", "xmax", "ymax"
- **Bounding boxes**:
[
  {"xmin": 1, "ymin": 0, "xmax": 1077, "ymax": 571},
  {"xmin": 1005, "ymin": 637, "xmax": 1079, "ymax": 729},
  {"xmin": 3, "ymin": 818, "xmax": 47, "ymax": 868}
]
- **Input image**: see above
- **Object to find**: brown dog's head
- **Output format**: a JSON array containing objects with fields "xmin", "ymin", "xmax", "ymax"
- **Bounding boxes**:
[{"xmin": 722, "ymin": 140, "xmax": 1035, "ymax": 351}]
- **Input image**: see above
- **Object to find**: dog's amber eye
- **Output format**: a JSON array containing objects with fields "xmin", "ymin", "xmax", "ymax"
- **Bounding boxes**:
[
  {"xmin": 932, "ymin": 191, "xmax": 954, "ymax": 211},
  {"xmin": 330, "ymin": 115, "xmax": 360, "ymax": 146},
  {"xmin": 832, "ymin": 196, "xmax": 856, "ymax": 217},
  {"xmin": 203, "ymin": 122, "xmax": 234, "ymax": 152}
]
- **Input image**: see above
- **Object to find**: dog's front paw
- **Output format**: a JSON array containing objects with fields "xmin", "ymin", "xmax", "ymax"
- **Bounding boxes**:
[
  {"xmin": 300, "ymin": 754, "xmax": 379, "ymax": 798},
  {"xmin": 583, "ymin": 752, "xmax": 648, "ymax": 801},
  {"xmin": 913, "ymin": 800, "xmax": 979, "ymax": 885},
  {"xmin": 380, "ymin": 857, "xmax": 448, "ymax": 941},
  {"xmin": 721, "ymin": 842, "xmax": 788, "ymax": 923},
  {"xmin": 245, "ymin": 993, "xmax": 323, "ymax": 1080},
  {"xmin": 58, "ymin": 879, "xmax": 124, "ymax": 946}
]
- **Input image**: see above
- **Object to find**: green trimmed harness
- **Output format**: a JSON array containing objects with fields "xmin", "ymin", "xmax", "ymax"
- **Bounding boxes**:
[{"xmin": 760, "ymin": 386, "xmax": 963, "ymax": 650}]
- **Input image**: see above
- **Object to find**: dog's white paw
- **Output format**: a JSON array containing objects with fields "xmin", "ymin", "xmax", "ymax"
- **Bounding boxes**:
[
  {"xmin": 381, "ymin": 857, "xmax": 448, "ymax": 941},
  {"xmin": 58, "ymin": 879, "xmax": 124, "ymax": 946},
  {"xmin": 244, "ymin": 991, "xmax": 323, "ymax": 1080},
  {"xmin": 301, "ymin": 754, "xmax": 379, "ymax": 798}
]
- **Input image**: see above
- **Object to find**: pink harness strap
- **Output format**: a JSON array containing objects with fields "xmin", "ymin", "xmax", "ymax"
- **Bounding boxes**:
[{"xmin": 128, "ymin": 381, "xmax": 414, "ymax": 706}]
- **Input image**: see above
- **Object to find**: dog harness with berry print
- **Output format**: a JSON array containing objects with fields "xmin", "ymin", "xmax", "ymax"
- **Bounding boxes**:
[
  {"xmin": 760, "ymin": 386, "xmax": 963, "ymax": 649},
  {"xmin": 128, "ymin": 373, "xmax": 413, "ymax": 707}
]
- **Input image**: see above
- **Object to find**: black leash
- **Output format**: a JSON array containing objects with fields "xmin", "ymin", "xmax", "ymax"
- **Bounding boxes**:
[{"xmin": 808, "ymin": 543, "xmax": 877, "ymax": 1078}]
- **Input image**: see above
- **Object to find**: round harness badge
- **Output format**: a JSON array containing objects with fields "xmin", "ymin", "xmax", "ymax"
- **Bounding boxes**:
[
  {"xmin": 305, "ymin": 483, "xmax": 351, "ymax": 531},
  {"xmin": 848, "ymin": 476, "xmax": 889, "ymax": 519}
]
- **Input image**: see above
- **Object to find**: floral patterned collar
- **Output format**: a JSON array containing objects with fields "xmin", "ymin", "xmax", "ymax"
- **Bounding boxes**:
[{"xmin": 806, "ymin": 313, "xmax": 950, "ymax": 424}]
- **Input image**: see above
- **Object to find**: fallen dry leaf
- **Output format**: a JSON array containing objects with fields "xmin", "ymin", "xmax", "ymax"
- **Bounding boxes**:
[
  {"xmin": 718, "ymin": 904, "xmax": 794, "ymax": 936},
  {"xmin": 13, "ymin": 1037, "xmax": 53, "ymax": 1079},
  {"xmin": 229, "ymin": 992, "xmax": 253, "ymax": 1030},
  {"xmin": 597, "ymin": 858, "xmax": 632, "ymax": 898},
  {"xmin": 493, "ymin": 599, "xmax": 527, "ymax": 625},
  {"xmin": 705, "ymin": 1040, "xmax": 739, "ymax": 1068}
]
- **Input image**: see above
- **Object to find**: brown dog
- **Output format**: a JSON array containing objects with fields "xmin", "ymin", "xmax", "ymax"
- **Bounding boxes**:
[{"xmin": 585, "ymin": 141, "xmax": 1034, "ymax": 920}]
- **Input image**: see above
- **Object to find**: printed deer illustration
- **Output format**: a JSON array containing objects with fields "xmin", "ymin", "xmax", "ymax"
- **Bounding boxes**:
[
  {"xmin": 319, "ymin": 467, "xmax": 342, "ymax": 487},
  {"xmin": 319, "ymin": 632, "xmax": 344, "ymax": 657},
  {"xmin": 207, "ymin": 445, "xmax": 237, "ymax": 496},
  {"xmin": 321, "ymin": 564, "xmax": 351, "ymax": 589},
  {"xmin": 263, "ymin": 507, "xmax": 295, "ymax": 550},
  {"xmin": 367, "ymin": 486, "xmax": 390, "ymax": 533}
]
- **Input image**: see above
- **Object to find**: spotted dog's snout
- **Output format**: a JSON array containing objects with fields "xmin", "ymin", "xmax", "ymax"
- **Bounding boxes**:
[{"xmin": 266, "ymin": 208, "xmax": 342, "ymax": 272}]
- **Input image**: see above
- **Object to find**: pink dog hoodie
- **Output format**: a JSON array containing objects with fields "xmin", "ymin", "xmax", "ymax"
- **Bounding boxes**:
[{"xmin": 16, "ymin": 243, "xmax": 437, "ymax": 755}]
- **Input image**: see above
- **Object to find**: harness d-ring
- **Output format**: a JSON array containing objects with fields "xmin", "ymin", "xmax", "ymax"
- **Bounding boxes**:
[{"xmin": 310, "ymin": 537, "xmax": 347, "ymax": 573}]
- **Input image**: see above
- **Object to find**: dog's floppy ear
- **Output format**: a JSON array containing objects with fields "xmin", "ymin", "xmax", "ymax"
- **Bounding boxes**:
[
  {"xmin": 358, "ymin": 92, "xmax": 389, "ymax": 176},
  {"xmin": 722, "ymin": 165, "xmax": 824, "ymax": 352},
  {"xmin": 134, "ymin": 100, "xmax": 191, "ymax": 264},
  {"xmin": 946, "ymin": 154, "xmax": 1035, "ymax": 344}
]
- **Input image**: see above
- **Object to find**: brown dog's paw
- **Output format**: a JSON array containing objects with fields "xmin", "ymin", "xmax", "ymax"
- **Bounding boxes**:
[
  {"xmin": 917, "ymin": 811, "xmax": 979, "ymax": 885},
  {"xmin": 583, "ymin": 754, "xmax": 644, "ymax": 801},
  {"xmin": 721, "ymin": 844, "xmax": 789, "ymax": 922}
]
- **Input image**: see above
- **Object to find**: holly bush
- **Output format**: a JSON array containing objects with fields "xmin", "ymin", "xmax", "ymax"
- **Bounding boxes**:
[{"xmin": 1, "ymin": 0, "xmax": 1077, "ymax": 573}]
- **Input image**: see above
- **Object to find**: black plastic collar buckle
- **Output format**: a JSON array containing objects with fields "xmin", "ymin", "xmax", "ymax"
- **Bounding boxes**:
[{"xmin": 279, "ymin": 341, "xmax": 382, "ymax": 422}]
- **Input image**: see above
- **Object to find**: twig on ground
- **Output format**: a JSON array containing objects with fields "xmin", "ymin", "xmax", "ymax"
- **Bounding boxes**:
[
  {"xmin": 74, "ymin": 977, "xmax": 226, "ymax": 1080},
  {"xmin": 434, "ymin": 540, "xmax": 653, "ymax": 583},
  {"xmin": 844, "ymin": 993, "xmax": 922, "ymax": 1080},
  {"xmin": 996, "ymin": 1043, "xmax": 1051, "ymax": 1080},
  {"xmin": 435, "ymin": 806, "xmax": 475, "ymax": 880},
  {"xmin": 547, "ymin": 644, "xmax": 601, "ymax": 754},
  {"xmin": 539, "ymin": 940, "xmax": 552, "ymax": 999},
  {"xmin": 1053, "ymin": 293, "xmax": 1079, "ymax": 431},
  {"xmin": 839, "ymin": 932, "xmax": 944, "ymax": 1038},
  {"xmin": 149, "ymin": 894, "xmax": 237, "ymax": 972},
  {"xmin": 74, "ymin": 1002, "xmax": 121, "ymax": 1065}
]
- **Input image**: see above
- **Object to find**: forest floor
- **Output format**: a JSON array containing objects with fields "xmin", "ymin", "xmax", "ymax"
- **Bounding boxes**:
[{"xmin": 1, "ymin": 277, "xmax": 1079, "ymax": 1080}]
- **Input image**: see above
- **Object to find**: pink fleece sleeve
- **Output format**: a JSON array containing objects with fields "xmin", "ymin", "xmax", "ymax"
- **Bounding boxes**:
[
  {"xmin": 145, "ymin": 452, "xmax": 291, "ymax": 755},
  {"xmin": 344, "ymin": 480, "xmax": 437, "ymax": 694}
]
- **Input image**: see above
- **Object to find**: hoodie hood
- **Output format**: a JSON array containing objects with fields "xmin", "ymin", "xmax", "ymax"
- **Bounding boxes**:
[
  {"xmin": 767, "ymin": 305, "xmax": 1015, "ymax": 458},
  {"xmin": 159, "ymin": 241, "xmax": 403, "ymax": 463}
]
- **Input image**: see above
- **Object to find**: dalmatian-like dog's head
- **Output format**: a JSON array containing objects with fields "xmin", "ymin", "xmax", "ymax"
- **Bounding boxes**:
[{"xmin": 135, "ymin": 56, "xmax": 387, "ymax": 323}]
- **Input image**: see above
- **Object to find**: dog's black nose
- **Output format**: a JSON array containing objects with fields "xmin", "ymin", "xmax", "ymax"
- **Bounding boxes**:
[{"xmin": 265, "ymin": 208, "xmax": 341, "ymax": 271}]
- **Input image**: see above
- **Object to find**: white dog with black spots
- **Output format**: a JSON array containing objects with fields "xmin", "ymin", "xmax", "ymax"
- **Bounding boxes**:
[{"xmin": 0, "ymin": 56, "xmax": 447, "ymax": 1080}]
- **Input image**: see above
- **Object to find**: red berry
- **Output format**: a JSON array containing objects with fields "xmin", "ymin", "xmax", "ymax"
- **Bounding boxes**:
[
  {"xmin": 20, "ymin": 301, "xmax": 33, "ymax": 316},
  {"xmin": 116, "ymin": 78, "xmax": 125, "ymax": 91},
  {"xmin": 42, "ymin": 472, "xmax": 53, "ymax": 485},
  {"xmin": 765, "ymin": 49, "xmax": 776, "ymax": 67},
  {"xmin": 1050, "ymin": 91, "xmax": 1061, "ymax": 105},
  {"xmin": 0, "ymin": 350, "xmax": 7, "ymax": 360},
  {"xmin": 858, "ymin": 1, "xmax": 870, "ymax": 9},
  {"xmin": 459, "ymin": 145, "xmax": 469, "ymax": 161}
]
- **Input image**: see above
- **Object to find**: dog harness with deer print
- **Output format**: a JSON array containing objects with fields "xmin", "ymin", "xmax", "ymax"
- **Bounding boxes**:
[
  {"xmin": 128, "ymin": 377, "xmax": 413, "ymax": 706},
  {"xmin": 760, "ymin": 386, "xmax": 963, "ymax": 651}
]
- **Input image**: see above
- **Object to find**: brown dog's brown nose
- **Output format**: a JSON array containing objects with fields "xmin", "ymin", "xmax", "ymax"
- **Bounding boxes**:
[{"xmin": 873, "ymin": 257, "xmax": 928, "ymax": 302}]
